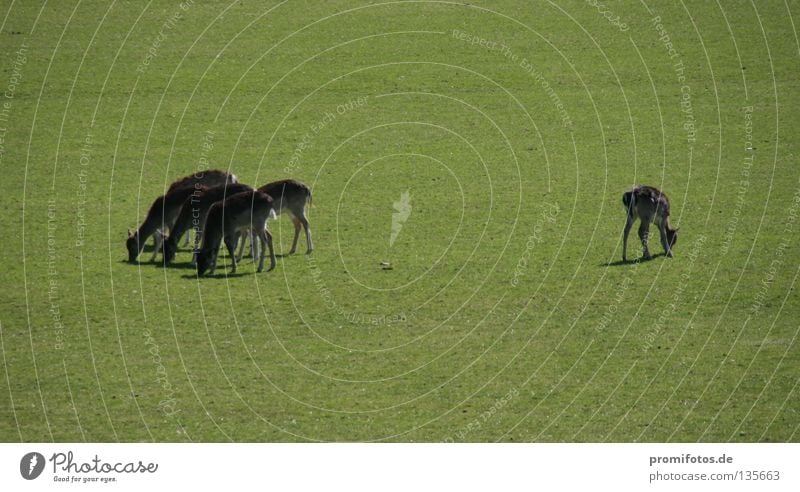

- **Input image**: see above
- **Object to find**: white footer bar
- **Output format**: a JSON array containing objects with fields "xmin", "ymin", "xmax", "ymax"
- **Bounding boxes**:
[{"xmin": 1, "ymin": 443, "xmax": 797, "ymax": 491}]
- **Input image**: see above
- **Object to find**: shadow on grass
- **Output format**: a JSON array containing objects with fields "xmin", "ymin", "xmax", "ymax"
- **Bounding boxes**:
[
  {"xmin": 125, "ymin": 255, "xmax": 278, "ymax": 279},
  {"xmin": 248, "ymin": 250, "xmax": 298, "ymax": 259},
  {"xmin": 122, "ymin": 258, "xmax": 160, "ymax": 266},
  {"xmin": 181, "ymin": 271, "xmax": 253, "ymax": 280},
  {"xmin": 602, "ymin": 253, "xmax": 666, "ymax": 267},
  {"xmin": 158, "ymin": 261, "xmax": 197, "ymax": 270}
]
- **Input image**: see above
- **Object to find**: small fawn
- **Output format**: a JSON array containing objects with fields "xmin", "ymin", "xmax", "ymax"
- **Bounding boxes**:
[
  {"xmin": 622, "ymin": 185, "xmax": 679, "ymax": 261},
  {"xmin": 196, "ymin": 190, "xmax": 277, "ymax": 276}
]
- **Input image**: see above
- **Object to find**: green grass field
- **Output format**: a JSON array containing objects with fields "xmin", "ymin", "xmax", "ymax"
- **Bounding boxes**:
[{"xmin": 1, "ymin": 0, "xmax": 798, "ymax": 442}]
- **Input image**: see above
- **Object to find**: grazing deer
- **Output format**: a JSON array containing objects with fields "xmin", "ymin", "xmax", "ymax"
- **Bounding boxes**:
[
  {"xmin": 257, "ymin": 179, "xmax": 313, "ymax": 255},
  {"xmin": 196, "ymin": 190, "xmax": 277, "ymax": 276},
  {"xmin": 127, "ymin": 184, "xmax": 208, "ymax": 262},
  {"xmin": 167, "ymin": 169, "xmax": 238, "ymax": 246},
  {"xmin": 162, "ymin": 182, "xmax": 254, "ymax": 265},
  {"xmin": 622, "ymin": 185, "xmax": 679, "ymax": 261},
  {"xmin": 128, "ymin": 169, "xmax": 240, "ymax": 260}
]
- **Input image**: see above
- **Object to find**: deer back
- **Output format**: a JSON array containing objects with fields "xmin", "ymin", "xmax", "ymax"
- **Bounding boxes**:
[
  {"xmin": 624, "ymin": 185, "xmax": 671, "ymax": 222},
  {"xmin": 257, "ymin": 179, "xmax": 311, "ymax": 215},
  {"xmin": 167, "ymin": 169, "xmax": 237, "ymax": 194}
]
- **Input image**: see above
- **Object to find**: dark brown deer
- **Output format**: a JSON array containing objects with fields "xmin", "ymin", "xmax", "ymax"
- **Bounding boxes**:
[
  {"xmin": 257, "ymin": 179, "xmax": 313, "ymax": 255},
  {"xmin": 196, "ymin": 190, "xmax": 277, "ymax": 276},
  {"xmin": 622, "ymin": 185, "xmax": 678, "ymax": 261},
  {"xmin": 127, "ymin": 184, "xmax": 207, "ymax": 263},
  {"xmin": 162, "ymin": 182, "xmax": 254, "ymax": 265},
  {"xmin": 126, "ymin": 169, "xmax": 239, "ymax": 262},
  {"xmin": 166, "ymin": 169, "xmax": 238, "ymax": 247}
]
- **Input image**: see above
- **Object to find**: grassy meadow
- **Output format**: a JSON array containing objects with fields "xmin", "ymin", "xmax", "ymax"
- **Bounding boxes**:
[{"xmin": 0, "ymin": 0, "xmax": 798, "ymax": 442}]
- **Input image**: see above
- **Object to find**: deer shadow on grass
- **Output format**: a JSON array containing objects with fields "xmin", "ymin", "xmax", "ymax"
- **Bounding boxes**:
[
  {"xmin": 602, "ymin": 253, "xmax": 666, "ymax": 267},
  {"xmin": 121, "ymin": 258, "xmax": 159, "ymax": 266},
  {"xmin": 180, "ymin": 270, "xmax": 253, "ymax": 280},
  {"xmin": 177, "ymin": 255, "xmax": 275, "ymax": 279},
  {"xmin": 158, "ymin": 260, "xmax": 198, "ymax": 270}
]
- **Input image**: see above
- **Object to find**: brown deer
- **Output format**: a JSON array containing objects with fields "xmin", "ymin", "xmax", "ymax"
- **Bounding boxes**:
[
  {"xmin": 166, "ymin": 169, "xmax": 238, "ymax": 247},
  {"xmin": 257, "ymin": 179, "xmax": 313, "ymax": 255},
  {"xmin": 162, "ymin": 182, "xmax": 254, "ymax": 265},
  {"xmin": 622, "ymin": 185, "xmax": 678, "ymax": 261},
  {"xmin": 196, "ymin": 190, "xmax": 277, "ymax": 276},
  {"xmin": 127, "ymin": 184, "xmax": 207, "ymax": 263},
  {"xmin": 126, "ymin": 169, "xmax": 239, "ymax": 262}
]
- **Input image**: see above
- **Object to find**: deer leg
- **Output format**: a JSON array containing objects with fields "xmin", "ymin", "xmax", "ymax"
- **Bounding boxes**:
[
  {"xmin": 296, "ymin": 210, "xmax": 313, "ymax": 254},
  {"xmin": 225, "ymin": 235, "xmax": 238, "ymax": 273},
  {"xmin": 237, "ymin": 228, "xmax": 256, "ymax": 261},
  {"xmin": 250, "ymin": 229, "xmax": 259, "ymax": 263},
  {"xmin": 255, "ymin": 229, "xmax": 265, "ymax": 273},
  {"xmin": 247, "ymin": 229, "xmax": 256, "ymax": 263},
  {"xmin": 622, "ymin": 215, "xmax": 634, "ymax": 262},
  {"xmin": 638, "ymin": 221, "xmax": 652, "ymax": 260},
  {"xmin": 658, "ymin": 222, "xmax": 673, "ymax": 258},
  {"xmin": 302, "ymin": 217, "xmax": 313, "ymax": 254},
  {"xmin": 236, "ymin": 230, "xmax": 247, "ymax": 262},
  {"xmin": 288, "ymin": 215, "xmax": 302, "ymax": 254},
  {"xmin": 150, "ymin": 230, "xmax": 164, "ymax": 262},
  {"xmin": 267, "ymin": 229, "xmax": 276, "ymax": 271},
  {"xmin": 206, "ymin": 249, "xmax": 218, "ymax": 276},
  {"xmin": 257, "ymin": 228, "xmax": 276, "ymax": 273}
]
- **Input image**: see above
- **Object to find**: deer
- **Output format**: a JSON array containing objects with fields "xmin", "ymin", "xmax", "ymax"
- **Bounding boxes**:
[
  {"xmin": 622, "ymin": 185, "xmax": 679, "ymax": 262},
  {"xmin": 257, "ymin": 179, "xmax": 313, "ymax": 254},
  {"xmin": 234, "ymin": 179, "xmax": 314, "ymax": 261},
  {"xmin": 126, "ymin": 169, "xmax": 239, "ymax": 262},
  {"xmin": 165, "ymin": 169, "xmax": 238, "ymax": 247},
  {"xmin": 161, "ymin": 182, "xmax": 254, "ymax": 265},
  {"xmin": 127, "ymin": 184, "xmax": 209, "ymax": 262},
  {"xmin": 196, "ymin": 190, "xmax": 277, "ymax": 276}
]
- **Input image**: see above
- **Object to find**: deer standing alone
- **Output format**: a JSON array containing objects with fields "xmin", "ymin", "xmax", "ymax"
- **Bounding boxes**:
[
  {"xmin": 162, "ymin": 182, "xmax": 254, "ymax": 265},
  {"xmin": 196, "ymin": 190, "xmax": 277, "ymax": 276},
  {"xmin": 126, "ymin": 169, "xmax": 237, "ymax": 262},
  {"xmin": 622, "ymin": 185, "xmax": 679, "ymax": 261}
]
